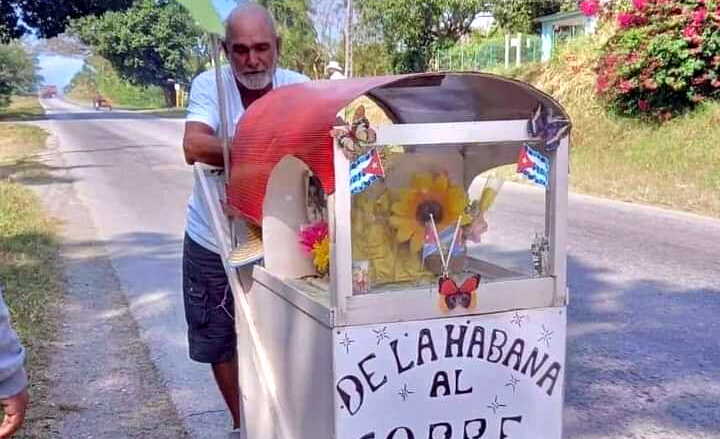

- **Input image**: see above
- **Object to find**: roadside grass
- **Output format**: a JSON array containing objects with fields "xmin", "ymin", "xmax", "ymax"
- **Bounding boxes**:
[
  {"xmin": 0, "ymin": 119, "xmax": 62, "ymax": 437},
  {"xmin": 488, "ymin": 30, "xmax": 720, "ymax": 218},
  {"xmin": 0, "ymin": 124, "xmax": 47, "ymax": 166},
  {"xmin": 0, "ymin": 96, "xmax": 44, "ymax": 121}
]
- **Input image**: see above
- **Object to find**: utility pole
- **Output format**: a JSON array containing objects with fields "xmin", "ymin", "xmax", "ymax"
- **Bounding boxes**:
[{"xmin": 345, "ymin": 0, "xmax": 353, "ymax": 78}]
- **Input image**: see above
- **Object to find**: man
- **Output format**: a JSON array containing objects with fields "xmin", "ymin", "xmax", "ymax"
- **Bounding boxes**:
[
  {"xmin": 182, "ymin": 3, "xmax": 309, "ymax": 437},
  {"xmin": 325, "ymin": 60, "xmax": 346, "ymax": 80},
  {"xmin": 0, "ymin": 285, "xmax": 29, "ymax": 439}
]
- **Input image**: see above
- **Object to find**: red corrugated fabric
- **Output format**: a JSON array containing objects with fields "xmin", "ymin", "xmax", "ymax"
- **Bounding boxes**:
[{"xmin": 228, "ymin": 75, "xmax": 403, "ymax": 225}]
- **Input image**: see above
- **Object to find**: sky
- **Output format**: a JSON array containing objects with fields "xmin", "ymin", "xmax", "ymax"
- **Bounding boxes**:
[
  {"xmin": 213, "ymin": 0, "xmax": 240, "ymax": 21},
  {"xmin": 37, "ymin": 54, "xmax": 84, "ymax": 90}
]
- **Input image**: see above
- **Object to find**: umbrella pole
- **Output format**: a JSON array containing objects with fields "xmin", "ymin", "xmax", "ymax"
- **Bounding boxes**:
[{"xmin": 209, "ymin": 34, "xmax": 237, "ymax": 248}]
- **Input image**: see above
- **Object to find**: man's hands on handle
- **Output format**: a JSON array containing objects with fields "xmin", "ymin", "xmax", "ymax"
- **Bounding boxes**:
[
  {"xmin": 183, "ymin": 121, "xmax": 225, "ymax": 167},
  {"xmin": 0, "ymin": 388, "xmax": 28, "ymax": 438}
]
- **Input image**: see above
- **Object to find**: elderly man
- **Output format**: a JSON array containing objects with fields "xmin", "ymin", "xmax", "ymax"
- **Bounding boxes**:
[{"xmin": 182, "ymin": 3, "xmax": 309, "ymax": 436}]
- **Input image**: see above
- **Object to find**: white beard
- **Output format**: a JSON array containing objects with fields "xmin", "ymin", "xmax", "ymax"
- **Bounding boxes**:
[{"xmin": 234, "ymin": 68, "xmax": 274, "ymax": 90}]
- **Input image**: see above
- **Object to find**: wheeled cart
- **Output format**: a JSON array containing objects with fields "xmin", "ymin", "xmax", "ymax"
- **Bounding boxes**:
[{"xmin": 197, "ymin": 72, "xmax": 571, "ymax": 439}]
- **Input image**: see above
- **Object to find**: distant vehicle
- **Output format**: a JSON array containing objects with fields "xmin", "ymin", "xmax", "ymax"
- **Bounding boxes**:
[
  {"xmin": 40, "ymin": 85, "xmax": 58, "ymax": 98},
  {"xmin": 93, "ymin": 94, "xmax": 112, "ymax": 111}
]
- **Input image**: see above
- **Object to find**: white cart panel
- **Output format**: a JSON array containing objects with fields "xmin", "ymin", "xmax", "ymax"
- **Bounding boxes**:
[{"xmin": 334, "ymin": 307, "xmax": 566, "ymax": 439}]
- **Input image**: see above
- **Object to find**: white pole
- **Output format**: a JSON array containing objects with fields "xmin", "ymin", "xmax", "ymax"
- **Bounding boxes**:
[
  {"xmin": 516, "ymin": 32, "xmax": 522, "ymax": 67},
  {"xmin": 209, "ymin": 34, "xmax": 237, "ymax": 247},
  {"xmin": 210, "ymin": 34, "xmax": 231, "ymax": 184},
  {"xmin": 504, "ymin": 34, "xmax": 510, "ymax": 69},
  {"xmin": 345, "ymin": 0, "xmax": 353, "ymax": 77}
]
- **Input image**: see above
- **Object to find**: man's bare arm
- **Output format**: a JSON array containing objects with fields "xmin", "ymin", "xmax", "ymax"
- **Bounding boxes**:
[{"xmin": 183, "ymin": 121, "xmax": 226, "ymax": 167}]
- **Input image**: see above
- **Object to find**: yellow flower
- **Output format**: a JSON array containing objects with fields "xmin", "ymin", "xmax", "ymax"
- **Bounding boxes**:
[
  {"xmin": 389, "ymin": 172, "xmax": 468, "ymax": 254},
  {"xmin": 312, "ymin": 236, "xmax": 330, "ymax": 274}
]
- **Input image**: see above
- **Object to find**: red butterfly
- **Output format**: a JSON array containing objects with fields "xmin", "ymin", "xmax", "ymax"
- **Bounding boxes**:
[{"xmin": 438, "ymin": 274, "xmax": 481, "ymax": 310}]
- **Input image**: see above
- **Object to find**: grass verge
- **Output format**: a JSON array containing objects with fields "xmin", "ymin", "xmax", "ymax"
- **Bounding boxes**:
[
  {"xmin": 0, "ymin": 118, "xmax": 62, "ymax": 437},
  {"xmin": 488, "ymin": 29, "xmax": 720, "ymax": 218},
  {"xmin": 0, "ymin": 96, "xmax": 44, "ymax": 121}
]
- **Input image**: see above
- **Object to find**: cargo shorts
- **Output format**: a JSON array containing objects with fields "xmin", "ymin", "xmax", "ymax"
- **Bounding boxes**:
[{"xmin": 182, "ymin": 234, "xmax": 236, "ymax": 364}]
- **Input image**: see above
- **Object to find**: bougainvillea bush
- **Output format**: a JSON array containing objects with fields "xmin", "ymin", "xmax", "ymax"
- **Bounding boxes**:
[{"xmin": 590, "ymin": 0, "xmax": 720, "ymax": 120}]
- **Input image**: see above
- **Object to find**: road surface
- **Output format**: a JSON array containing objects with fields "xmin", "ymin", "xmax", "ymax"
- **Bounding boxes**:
[{"xmin": 33, "ymin": 97, "xmax": 720, "ymax": 438}]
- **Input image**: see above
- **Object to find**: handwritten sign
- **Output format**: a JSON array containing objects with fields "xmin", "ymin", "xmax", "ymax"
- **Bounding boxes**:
[{"xmin": 334, "ymin": 307, "xmax": 566, "ymax": 439}]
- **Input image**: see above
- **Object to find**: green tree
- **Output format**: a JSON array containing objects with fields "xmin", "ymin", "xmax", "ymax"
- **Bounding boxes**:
[
  {"xmin": 0, "ymin": 0, "xmax": 133, "ymax": 42},
  {"xmin": 489, "ymin": 0, "xmax": 575, "ymax": 34},
  {"xmin": 72, "ymin": 0, "xmax": 201, "ymax": 106},
  {"xmin": 0, "ymin": 2, "xmax": 24, "ymax": 42},
  {"xmin": 357, "ymin": 0, "xmax": 488, "ymax": 73},
  {"xmin": 0, "ymin": 43, "xmax": 40, "ymax": 108},
  {"xmin": 259, "ymin": 0, "xmax": 326, "ymax": 78}
]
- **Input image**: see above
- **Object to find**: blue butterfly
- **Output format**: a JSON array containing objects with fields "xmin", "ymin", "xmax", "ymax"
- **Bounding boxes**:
[{"xmin": 527, "ymin": 104, "xmax": 570, "ymax": 152}]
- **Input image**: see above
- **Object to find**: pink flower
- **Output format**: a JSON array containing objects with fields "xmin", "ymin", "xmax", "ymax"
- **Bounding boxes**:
[
  {"xmin": 618, "ymin": 80, "xmax": 635, "ymax": 93},
  {"xmin": 693, "ymin": 7, "xmax": 707, "ymax": 24},
  {"xmin": 618, "ymin": 13, "xmax": 636, "ymax": 28},
  {"xmin": 596, "ymin": 75, "xmax": 610, "ymax": 93},
  {"xmin": 632, "ymin": 0, "xmax": 647, "ymax": 10},
  {"xmin": 580, "ymin": 0, "xmax": 600, "ymax": 16},
  {"xmin": 683, "ymin": 25, "xmax": 699, "ymax": 38},
  {"xmin": 299, "ymin": 221, "xmax": 328, "ymax": 254},
  {"xmin": 638, "ymin": 100, "xmax": 650, "ymax": 111}
]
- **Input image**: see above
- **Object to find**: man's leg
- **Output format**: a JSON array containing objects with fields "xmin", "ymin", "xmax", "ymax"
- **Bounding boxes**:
[
  {"xmin": 212, "ymin": 358, "xmax": 240, "ymax": 428},
  {"xmin": 183, "ymin": 234, "xmax": 241, "ymax": 430}
]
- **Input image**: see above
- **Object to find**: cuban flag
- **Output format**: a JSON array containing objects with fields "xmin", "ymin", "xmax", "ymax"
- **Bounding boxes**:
[
  {"xmin": 517, "ymin": 144, "xmax": 550, "ymax": 187},
  {"xmin": 422, "ymin": 224, "xmax": 464, "ymax": 262},
  {"xmin": 350, "ymin": 148, "xmax": 384, "ymax": 194}
]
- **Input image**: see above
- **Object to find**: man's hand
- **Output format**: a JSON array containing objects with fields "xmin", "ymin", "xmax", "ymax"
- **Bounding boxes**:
[
  {"xmin": 183, "ymin": 122, "xmax": 225, "ymax": 167},
  {"xmin": 0, "ymin": 388, "xmax": 28, "ymax": 438}
]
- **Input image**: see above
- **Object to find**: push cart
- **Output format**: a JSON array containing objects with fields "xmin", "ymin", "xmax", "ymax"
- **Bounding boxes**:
[{"xmin": 196, "ymin": 72, "xmax": 571, "ymax": 439}]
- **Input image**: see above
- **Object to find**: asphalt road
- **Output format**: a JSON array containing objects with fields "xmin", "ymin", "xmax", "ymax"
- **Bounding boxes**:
[{"xmin": 36, "ymin": 97, "xmax": 720, "ymax": 439}]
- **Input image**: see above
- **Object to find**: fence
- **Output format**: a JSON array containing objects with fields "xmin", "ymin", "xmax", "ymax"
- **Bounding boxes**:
[{"xmin": 431, "ymin": 34, "xmax": 542, "ymax": 72}]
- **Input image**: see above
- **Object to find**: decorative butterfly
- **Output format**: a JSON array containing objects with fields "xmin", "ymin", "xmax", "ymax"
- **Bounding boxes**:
[
  {"xmin": 438, "ymin": 274, "xmax": 481, "ymax": 311},
  {"xmin": 527, "ymin": 103, "xmax": 570, "ymax": 152},
  {"xmin": 330, "ymin": 105, "xmax": 377, "ymax": 161}
]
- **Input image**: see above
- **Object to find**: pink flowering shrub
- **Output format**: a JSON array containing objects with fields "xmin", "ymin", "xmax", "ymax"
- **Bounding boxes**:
[
  {"xmin": 580, "ymin": 0, "xmax": 601, "ymax": 16},
  {"xmin": 595, "ymin": 0, "xmax": 720, "ymax": 120}
]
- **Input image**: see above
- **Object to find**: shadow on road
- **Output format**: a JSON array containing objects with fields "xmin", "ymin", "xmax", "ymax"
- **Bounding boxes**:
[
  {"xmin": 565, "ymin": 255, "xmax": 720, "ymax": 438},
  {"xmin": 0, "ymin": 156, "xmax": 108, "ymax": 186}
]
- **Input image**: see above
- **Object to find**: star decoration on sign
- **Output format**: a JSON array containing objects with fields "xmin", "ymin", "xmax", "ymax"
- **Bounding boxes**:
[
  {"xmin": 487, "ymin": 395, "xmax": 506, "ymax": 414},
  {"xmin": 398, "ymin": 384, "xmax": 415, "ymax": 402},
  {"xmin": 372, "ymin": 327, "xmax": 390, "ymax": 346},
  {"xmin": 339, "ymin": 332, "xmax": 355, "ymax": 354},
  {"xmin": 538, "ymin": 325, "xmax": 554, "ymax": 348},
  {"xmin": 510, "ymin": 312, "xmax": 527, "ymax": 328},
  {"xmin": 505, "ymin": 375, "xmax": 520, "ymax": 394}
]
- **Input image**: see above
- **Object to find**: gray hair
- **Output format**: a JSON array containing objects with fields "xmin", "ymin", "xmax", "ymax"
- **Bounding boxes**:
[{"xmin": 225, "ymin": 2, "xmax": 277, "ymax": 40}]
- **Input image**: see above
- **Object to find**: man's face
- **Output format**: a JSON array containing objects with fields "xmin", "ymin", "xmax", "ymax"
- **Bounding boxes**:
[{"xmin": 224, "ymin": 15, "xmax": 279, "ymax": 90}]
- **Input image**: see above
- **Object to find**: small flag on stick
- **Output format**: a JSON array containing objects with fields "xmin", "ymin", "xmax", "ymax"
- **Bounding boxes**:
[
  {"xmin": 517, "ymin": 144, "xmax": 550, "ymax": 187},
  {"xmin": 350, "ymin": 148, "xmax": 384, "ymax": 194}
]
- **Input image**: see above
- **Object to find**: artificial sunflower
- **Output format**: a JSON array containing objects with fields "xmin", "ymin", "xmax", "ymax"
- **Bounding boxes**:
[{"xmin": 389, "ymin": 172, "xmax": 469, "ymax": 254}]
